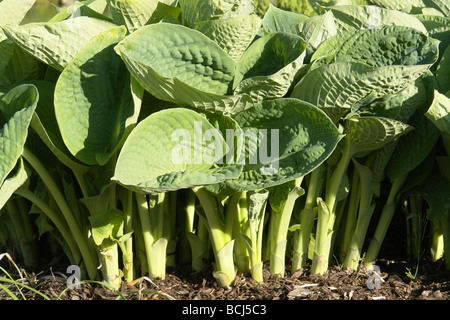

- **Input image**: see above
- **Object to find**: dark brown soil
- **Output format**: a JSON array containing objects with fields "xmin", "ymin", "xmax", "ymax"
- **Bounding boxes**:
[{"xmin": 1, "ymin": 257, "xmax": 449, "ymax": 301}]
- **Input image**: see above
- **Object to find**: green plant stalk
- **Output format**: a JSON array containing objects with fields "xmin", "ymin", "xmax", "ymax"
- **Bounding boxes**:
[
  {"xmin": 178, "ymin": 189, "xmax": 196, "ymax": 266},
  {"xmin": 98, "ymin": 240, "xmax": 122, "ymax": 290},
  {"xmin": 344, "ymin": 204, "xmax": 375, "ymax": 270},
  {"xmin": 131, "ymin": 203, "xmax": 148, "ymax": 275},
  {"xmin": 430, "ymin": 220, "xmax": 444, "ymax": 262},
  {"xmin": 248, "ymin": 205, "xmax": 267, "ymax": 283},
  {"xmin": 0, "ymin": 215, "xmax": 15, "ymax": 248},
  {"xmin": 311, "ymin": 141, "xmax": 352, "ymax": 275},
  {"xmin": 270, "ymin": 178, "xmax": 303, "ymax": 277},
  {"xmin": 311, "ymin": 197, "xmax": 333, "ymax": 275},
  {"xmin": 183, "ymin": 190, "xmax": 210, "ymax": 272},
  {"xmin": 235, "ymin": 191, "xmax": 268, "ymax": 282},
  {"xmin": 14, "ymin": 187, "xmax": 82, "ymax": 269},
  {"xmin": 339, "ymin": 166, "xmax": 361, "ymax": 263},
  {"xmin": 325, "ymin": 141, "xmax": 353, "ymax": 213},
  {"xmin": 234, "ymin": 192, "xmax": 250, "ymax": 274},
  {"xmin": 136, "ymin": 192, "xmax": 168, "ymax": 280},
  {"xmin": 15, "ymin": 197, "xmax": 38, "ymax": 254},
  {"xmin": 119, "ymin": 188, "xmax": 134, "ymax": 283},
  {"xmin": 343, "ymin": 159, "xmax": 374, "ymax": 270},
  {"xmin": 84, "ymin": 183, "xmax": 123, "ymax": 290},
  {"xmin": 405, "ymin": 202, "xmax": 413, "ymax": 258},
  {"xmin": 364, "ymin": 174, "xmax": 408, "ymax": 269},
  {"xmin": 21, "ymin": 147, "xmax": 98, "ymax": 280},
  {"xmin": 5, "ymin": 200, "xmax": 38, "ymax": 269},
  {"xmin": 407, "ymin": 195, "xmax": 422, "ymax": 260},
  {"xmin": 164, "ymin": 192, "xmax": 176, "ymax": 269},
  {"xmin": 291, "ymin": 207, "xmax": 315, "ymax": 271},
  {"xmin": 330, "ymin": 197, "xmax": 348, "ymax": 263},
  {"xmin": 192, "ymin": 186, "xmax": 235, "ymax": 288},
  {"xmin": 73, "ymin": 170, "xmax": 96, "ymax": 199},
  {"xmin": 441, "ymin": 210, "xmax": 450, "ymax": 270},
  {"xmin": 292, "ymin": 166, "xmax": 325, "ymax": 271},
  {"xmin": 135, "ymin": 192, "xmax": 154, "ymax": 274}
]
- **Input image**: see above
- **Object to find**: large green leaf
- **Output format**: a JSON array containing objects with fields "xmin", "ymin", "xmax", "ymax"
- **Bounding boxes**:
[
  {"xmin": 262, "ymin": 4, "xmax": 309, "ymax": 34},
  {"xmin": 206, "ymin": 98, "xmax": 343, "ymax": 195},
  {"xmin": 371, "ymin": 0, "xmax": 449, "ymax": 16},
  {"xmin": 436, "ymin": 45, "xmax": 450, "ymax": 94},
  {"xmin": 311, "ymin": 25, "xmax": 440, "ymax": 69},
  {"xmin": 369, "ymin": 0, "xmax": 426, "ymax": 12},
  {"xmin": 415, "ymin": 14, "xmax": 450, "ymax": 37},
  {"xmin": 49, "ymin": 0, "xmax": 112, "ymax": 23},
  {"xmin": 0, "ymin": 0, "xmax": 35, "ymax": 26},
  {"xmin": 179, "ymin": 0, "xmax": 255, "ymax": 26},
  {"xmin": 386, "ymin": 107, "xmax": 440, "ymax": 181},
  {"xmin": 115, "ymin": 22, "xmax": 243, "ymax": 113},
  {"xmin": 270, "ymin": 0, "xmax": 318, "ymax": 16},
  {"xmin": 328, "ymin": 5, "xmax": 428, "ymax": 34},
  {"xmin": 425, "ymin": 90, "xmax": 450, "ymax": 133},
  {"xmin": 194, "ymin": 13, "xmax": 261, "ymax": 61},
  {"xmin": 291, "ymin": 61, "xmax": 433, "ymax": 123},
  {"xmin": 106, "ymin": 0, "xmax": 167, "ymax": 32},
  {"xmin": 0, "ymin": 158, "xmax": 30, "ymax": 210},
  {"xmin": 0, "ymin": 84, "xmax": 38, "ymax": 188},
  {"xmin": 1, "ymin": 17, "xmax": 117, "ymax": 72},
  {"xmin": 378, "ymin": 73, "xmax": 441, "ymax": 181},
  {"xmin": 0, "ymin": 39, "xmax": 43, "ymax": 87},
  {"xmin": 25, "ymin": 81, "xmax": 90, "ymax": 174},
  {"xmin": 55, "ymin": 26, "xmax": 138, "ymax": 166},
  {"xmin": 88, "ymin": 209, "xmax": 126, "ymax": 246},
  {"xmin": 416, "ymin": 14, "xmax": 450, "ymax": 67},
  {"xmin": 297, "ymin": 11, "xmax": 338, "ymax": 54},
  {"xmin": 369, "ymin": 76, "xmax": 429, "ymax": 194},
  {"xmin": 113, "ymin": 108, "xmax": 243, "ymax": 193},
  {"xmin": 235, "ymin": 32, "xmax": 305, "ymax": 82},
  {"xmin": 233, "ymin": 32, "xmax": 306, "ymax": 101},
  {"xmin": 344, "ymin": 116, "xmax": 412, "ymax": 156}
]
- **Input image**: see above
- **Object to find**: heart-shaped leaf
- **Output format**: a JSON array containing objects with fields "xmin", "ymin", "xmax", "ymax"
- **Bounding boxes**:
[
  {"xmin": 55, "ymin": 26, "xmax": 139, "ymax": 166},
  {"xmin": 207, "ymin": 98, "xmax": 343, "ymax": 195},
  {"xmin": 115, "ymin": 23, "xmax": 241, "ymax": 113},
  {"xmin": 113, "ymin": 108, "xmax": 243, "ymax": 193},
  {"xmin": 1, "ymin": 17, "xmax": 117, "ymax": 71}
]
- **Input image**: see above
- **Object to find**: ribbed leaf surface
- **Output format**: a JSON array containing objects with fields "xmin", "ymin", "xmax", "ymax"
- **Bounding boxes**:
[
  {"xmin": 345, "ymin": 116, "xmax": 412, "ymax": 155},
  {"xmin": 312, "ymin": 25, "xmax": 440, "ymax": 69},
  {"xmin": 206, "ymin": 99, "xmax": 343, "ymax": 195},
  {"xmin": 113, "ymin": 108, "xmax": 242, "ymax": 193},
  {"xmin": 55, "ymin": 26, "xmax": 137, "ymax": 166},
  {"xmin": 234, "ymin": 32, "xmax": 306, "ymax": 101},
  {"xmin": 291, "ymin": 62, "xmax": 432, "ymax": 122},
  {"xmin": 262, "ymin": 4, "xmax": 309, "ymax": 34},
  {"xmin": 329, "ymin": 5, "xmax": 428, "ymax": 34},
  {"xmin": 0, "ymin": 85, "xmax": 38, "ymax": 187},
  {"xmin": 0, "ymin": 39, "xmax": 42, "ymax": 87},
  {"xmin": 107, "ymin": 0, "xmax": 160, "ymax": 32},
  {"xmin": 0, "ymin": 0, "xmax": 35, "ymax": 25},
  {"xmin": 115, "ymin": 23, "xmax": 239, "ymax": 112},
  {"xmin": 1, "ymin": 17, "xmax": 117, "ymax": 71},
  {"xmin": 194, "ymin": 13, "xmax": 261, "ymax": 61},
  {"xmin": 425, "ymin": 90, "xmax": 450, "ymax": 133}
]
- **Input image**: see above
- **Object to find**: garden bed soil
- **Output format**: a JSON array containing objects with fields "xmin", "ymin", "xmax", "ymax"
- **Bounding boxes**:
[{"xmin": 1, "ymin": 257, "xmax": 449, "ymax": 300}]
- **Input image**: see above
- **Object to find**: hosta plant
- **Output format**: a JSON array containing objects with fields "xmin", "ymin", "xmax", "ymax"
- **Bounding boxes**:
[{"xmin": 0, "ymin": 0, "xmax": 448, "ymax": 291}]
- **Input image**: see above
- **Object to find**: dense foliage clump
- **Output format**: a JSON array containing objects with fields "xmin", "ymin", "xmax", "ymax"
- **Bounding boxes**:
[{"xmin": 0, "ymin": 0, "xmax": 449, "ymax": 291}]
